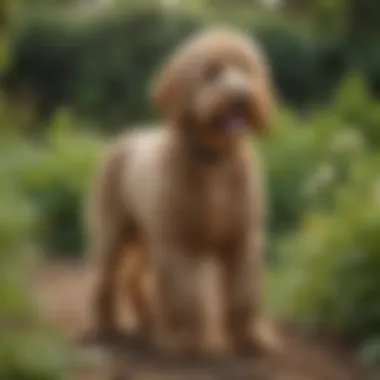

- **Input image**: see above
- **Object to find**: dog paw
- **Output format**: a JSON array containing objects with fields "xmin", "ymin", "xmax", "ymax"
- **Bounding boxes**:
[
  {"xmin": 201, "ymin": 331, "xmax": 232, "ymax": 357},
  {"xmin": 234, "ymin": 320, "xmax": 283, "ymax": 357},
  {"xmin": 80, "ymin": 325, "xmax": 123, "ymax": 347},
  {"xmin": 254, "ymin": 320, "xmax": 283, "ymax": 354},
  {"xmin": 153, "ymin": 330, "xmax": 201, "ymax": 358}
]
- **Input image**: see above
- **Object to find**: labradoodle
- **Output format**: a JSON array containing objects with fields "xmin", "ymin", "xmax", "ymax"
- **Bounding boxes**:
[{"xmin": 86, "ymin": 26, "xmax": 276, "ymax": 356}]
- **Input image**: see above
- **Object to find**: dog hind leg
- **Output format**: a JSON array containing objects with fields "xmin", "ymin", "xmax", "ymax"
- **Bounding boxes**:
[{"xmin": 121, "ymin": 237, "xmax": 155, "ymax": 339}]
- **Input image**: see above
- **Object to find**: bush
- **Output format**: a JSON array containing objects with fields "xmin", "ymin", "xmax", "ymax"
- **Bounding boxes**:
[
  {"xmin": 3, "ymin": 4, "xmax": 347, "ymax": 128},
  {"xmin": 4, "ymin": 5, "xmax": 202, "ymax": 128},
  {"xmin": 0, "ymin": 104, "xmax": 73, "ymax": 379},
  {"xmin": 273, "ymin": 154, "xmax": 380, "ymax": 341},
  {"xmin": 265, "ymin": 74, "xmax": 380, "ymax": 349},
  {"xmin": 19, "ymin": 110, "xmax": 105, "ymax": 254}
]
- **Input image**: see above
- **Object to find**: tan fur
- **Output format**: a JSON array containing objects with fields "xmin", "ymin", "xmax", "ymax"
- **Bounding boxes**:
[{"xmin": 86, "ymin": 26, "xmax": 276, "ymax": 356}]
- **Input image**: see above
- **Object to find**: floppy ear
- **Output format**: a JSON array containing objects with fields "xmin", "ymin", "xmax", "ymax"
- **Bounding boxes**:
[
  {"xmin": 251, "ymin": 61, "xmax": 276, "ymax": 135},
  {"xmin": 151, "ymin": 56, "xmax": 187, "ymax": 126}
]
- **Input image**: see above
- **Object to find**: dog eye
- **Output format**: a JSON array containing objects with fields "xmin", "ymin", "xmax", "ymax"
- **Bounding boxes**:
[{"xmin": 203, "ymin": 62, "xmax": 223, "ymax": 82}]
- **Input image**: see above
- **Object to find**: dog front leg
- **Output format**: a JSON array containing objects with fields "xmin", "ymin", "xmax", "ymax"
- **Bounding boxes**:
[
  {"xmin": 91, "ymin": 232, "xmax": 127, "ymax": 339},
  {"xmin": 220, "ymin": 231, "xmax": 264, "ymax": 354},
  {"xmin": 152, "ymin": 244, "xmax": 202, "ymax": 355}
]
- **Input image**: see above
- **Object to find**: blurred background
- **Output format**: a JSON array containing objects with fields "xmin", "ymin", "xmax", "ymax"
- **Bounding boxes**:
[{"xmin": 2, "ymin": 0, "xmax": 380, "ymax": 379}]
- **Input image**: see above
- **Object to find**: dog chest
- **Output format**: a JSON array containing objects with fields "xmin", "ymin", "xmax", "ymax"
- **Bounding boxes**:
[
  {"xmin": 189, "ymin": 166, "xmax": 246, "ymax": 250},
  {"xmin": 205, "ymin": 172, "xmax": 231, "ymax": 245}
]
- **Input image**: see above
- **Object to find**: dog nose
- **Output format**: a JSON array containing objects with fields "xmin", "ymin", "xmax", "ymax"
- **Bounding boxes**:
[{"xmin": 232, "ymin": 91, "xmax": 250, "ymax": 110}]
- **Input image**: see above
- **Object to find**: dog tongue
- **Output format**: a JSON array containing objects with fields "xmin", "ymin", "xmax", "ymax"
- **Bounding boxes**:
[{"xmin": 224, "ymin": 116, "xmax": 247, "ymax": 133}]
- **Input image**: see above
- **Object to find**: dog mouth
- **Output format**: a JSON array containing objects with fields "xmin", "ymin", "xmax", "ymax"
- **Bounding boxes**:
[
  {"xmin": 211, "ymin": 110, "xmax": 249, "ymax": 134},
  {"xmin": 222, "ymin": 113, "xmax": 248, "ymax": 133},
  {"xmin": 211, "ymin": 96, "xmax": 252, "ymax": 134}
]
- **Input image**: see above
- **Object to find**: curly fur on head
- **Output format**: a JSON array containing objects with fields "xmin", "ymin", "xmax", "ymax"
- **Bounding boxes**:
[
  {"xmin": 152, "ymin": 27, "xmax": 274, "ymax": 153},
  {"xmin": 87, "ymin": 26, "xmax": 279, "ymax": 357}
]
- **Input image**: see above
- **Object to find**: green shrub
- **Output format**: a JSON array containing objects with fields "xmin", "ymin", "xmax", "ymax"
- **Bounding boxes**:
[
  {"xmin": 332, "ymin": 72, "xmax": 380, "ymax": 147},
  {"xmin": 273, "ymin": 154, "xmax": 380, "ymax": 341},
  {"xmin": 20, "ymin": 110, "xmax": 105, "ymax": 254},
  {"xmin": 0, "ymin": 107, "xmax": 73, "ymax": 379},
  {"xmin": 265, "ymin": 75, "xmax": 380, "ymax": 348},
  {"xmin": 3, "ymin": 4, "xmax": 347, "ymax": 128}
]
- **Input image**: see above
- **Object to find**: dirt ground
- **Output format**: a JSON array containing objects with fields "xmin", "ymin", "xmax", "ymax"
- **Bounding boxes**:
[{"xmin": 32, "ymin": 260, "xmax": 377, "ymax": 380}]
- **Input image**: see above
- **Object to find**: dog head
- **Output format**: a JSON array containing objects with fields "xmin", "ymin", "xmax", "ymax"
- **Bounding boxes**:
[{"xmin": 152, "ymin": 27, "xmax": 275, "ymax": 152}]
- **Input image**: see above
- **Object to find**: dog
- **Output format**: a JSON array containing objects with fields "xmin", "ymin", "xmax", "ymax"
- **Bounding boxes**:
[{"xmin": 86, "ymin": 26, "xmax": 276, "ymax": 356}]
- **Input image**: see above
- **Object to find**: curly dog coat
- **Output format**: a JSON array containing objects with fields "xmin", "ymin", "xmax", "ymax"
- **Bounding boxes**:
[{"xmin": 86, "ymin": 26, "xmax": 275, "ymax": 355}]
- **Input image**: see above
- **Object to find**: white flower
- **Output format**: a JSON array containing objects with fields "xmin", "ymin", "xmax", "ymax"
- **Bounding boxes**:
[
  {"xmin": 303, "ymin": 163, "xmax": 335, "ymax": 199},
  {"xmin": 330, "ymin": 128, "xmax": 364, "ymax": 156},
  {"xmin": 373, "ymin": 179, "xmax": 380, "ymax": 204}
]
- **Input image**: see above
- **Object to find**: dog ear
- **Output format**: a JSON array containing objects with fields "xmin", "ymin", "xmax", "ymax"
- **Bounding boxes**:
[
  {"xmin": 151, "ymin": 56, "xmax": 187, "ymax": 126},
  {"xmin": 251, "ymin": 64, "xmax": 275, "ymax": 135}
]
